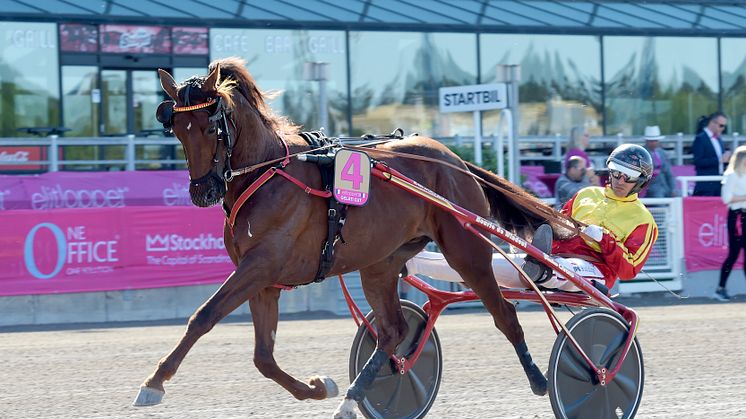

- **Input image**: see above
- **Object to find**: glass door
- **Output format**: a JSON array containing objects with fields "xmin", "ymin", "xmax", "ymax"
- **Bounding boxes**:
[
  {"xmin": 101, "ymin": 69, "xmax": 128, "ymax": 136},
  {"xmin": 101, "ymin": 69, "xmax": 164, "ymax": 136}
]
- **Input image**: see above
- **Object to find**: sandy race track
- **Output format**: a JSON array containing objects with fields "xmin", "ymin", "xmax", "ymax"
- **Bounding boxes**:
[{"xmin": 1, "ymin": 300, "xmax": 745, "ymax": 418}]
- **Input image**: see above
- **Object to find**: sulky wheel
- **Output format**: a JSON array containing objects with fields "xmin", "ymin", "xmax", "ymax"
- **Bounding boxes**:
[
  {"xmin": 348, "ymin": 299, "xmax": 443, "ymax": 419},
  {"xmin": 548, "ymin": 308, "xmax": 644, "ymax": 419}
]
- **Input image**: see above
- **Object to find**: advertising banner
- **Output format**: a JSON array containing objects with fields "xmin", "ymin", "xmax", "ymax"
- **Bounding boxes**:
[
  {"xmin": 0, "ymin": 206, "xmax": 233, "ymax": 296},
  {"xmin": 100, "ymin": 25, "xmax": 170, "ymax": 54},
  {"xmin": 683, "ymin": 197, "xmax": 740, "ymax": 272},
  {"xmin": 0, "ymin": 171, "xmax": 192, "ymax": 211}
]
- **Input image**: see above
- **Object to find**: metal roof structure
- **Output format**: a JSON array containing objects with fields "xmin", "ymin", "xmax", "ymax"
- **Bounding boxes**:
[{"xmin": 2, "ymin": 0, "xmax": 746, "ymax": 36}]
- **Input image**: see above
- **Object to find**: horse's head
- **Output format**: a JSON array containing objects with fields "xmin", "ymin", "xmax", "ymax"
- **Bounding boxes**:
[{"xmin": 157, "ymin": 66, "xmax": 231, "ymax": 207}]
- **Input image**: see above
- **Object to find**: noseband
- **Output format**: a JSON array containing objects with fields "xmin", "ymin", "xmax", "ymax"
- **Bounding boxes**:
[{"xmin": 157, "ymin": 92, "xmax": 236, "ymax": 185}]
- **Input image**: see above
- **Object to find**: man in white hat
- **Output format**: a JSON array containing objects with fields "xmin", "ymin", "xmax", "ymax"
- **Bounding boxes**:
[{"xmin": 643, "ymin": 125, "xmax": 676, "ymax": 198}]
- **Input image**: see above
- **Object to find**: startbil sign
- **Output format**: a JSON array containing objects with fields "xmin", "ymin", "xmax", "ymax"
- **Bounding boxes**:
[{"xmin": 438, "ymin": 83, "xmax": 508, "ymax": 113}]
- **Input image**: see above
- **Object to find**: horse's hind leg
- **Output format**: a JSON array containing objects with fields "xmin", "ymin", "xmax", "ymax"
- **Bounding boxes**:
[
  {"xmin": 436, "ymin": 222, "xmax": 547, "ymax": 396},
  {"xmin": 249, "ymin": 286, "xmax": 338, "ymax": 400},
  {"xmin": 334, "ymin": 259, "xmax": 410, "ymax": 419}
]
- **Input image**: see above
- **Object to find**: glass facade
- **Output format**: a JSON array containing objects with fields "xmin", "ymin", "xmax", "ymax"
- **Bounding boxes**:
[
  {"xmin": 604, "ymin": 36, "xmax": 718, "ymax": 136},
  {"xmin": 210, "ymin": 28, "xmax": 349, "ymax": 134},
  {"xmin": 0, "ymin": 18, "xmax": 742, "ymax": 143},
  {"xmin": 722, "ymin": 38, "xmax": 746, "ymax": 134},
  {"xmin": 0, "ymin": 22, "xmax": 59, "ymax": 137},
  {"xmin": 349, "ymin": 32, "xmax": 477, "ymax": 137},
  {"xmin": 62, "ymin": 66, "xmax": 99, "ymax": 137},
  {"xmin": 480, "ymin": 34, "xmax": 602, "ymax": 137}
]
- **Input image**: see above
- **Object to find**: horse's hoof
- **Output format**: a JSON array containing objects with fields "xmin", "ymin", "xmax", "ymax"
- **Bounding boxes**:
[
  {"xmin": 332, "ymin": 398, "xmax": 357, "ymax": 419},
  {"xmin": 322, "ymin": 376, "xmax": 339, "ymax": 398},
  {"xmin": 132, "ymin": 386, "xmax": 165, "ymax": 406},
  {"xmin": 530, "ymin": 373, "xmax": 548, "ymax": 396}
]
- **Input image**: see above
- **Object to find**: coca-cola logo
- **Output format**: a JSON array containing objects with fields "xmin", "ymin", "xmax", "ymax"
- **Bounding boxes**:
[
  {"xmin": 0, "ymin": 151, "xmax": 30, "ymax": 162},
  {"xmin": 119, "ymin": 29, "xmax": 152, "ymax": 49}
]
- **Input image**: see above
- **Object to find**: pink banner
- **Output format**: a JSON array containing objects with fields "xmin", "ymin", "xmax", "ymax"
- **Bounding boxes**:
[
  {"xmin": 0, "ymin": 171, "xmax": 192, "ymax": 211},
  {"xmin": 683, "ymin": 197, "xmax": 741, "ymax": 272},
  {"xmin": 0, "ymin": 206, "xmax": 233, "ymax": 296}
]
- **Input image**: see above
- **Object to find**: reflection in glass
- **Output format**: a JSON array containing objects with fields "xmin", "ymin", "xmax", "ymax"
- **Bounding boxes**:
[
  {"xmin": 0, "ymin": 22, "xmax": 59, "ymax": 136},
  {"xmin": 349, "ymin": 32, "xmax": 477, "ymax": 137},
  {"xmin": 480, "ymin": 34, "xmax": 602, "ymax": 137},
  {"xmin": 102, "ymin": 70, "xmax": 127, "ymax": 135},
  {"xmin": 604, "ymin": 36, "xmax": 718, "ymax": 136},
  {"xmin": 133, "ymin": 70, "xmax": 162, "ymax": 134},
  {"xmin": 62, "ymin": 66, "xmax": 99, "ymax": 137},
  {"xmin": 211, "ymin": 28, "xmax": 349, "ymax": 135},
  {"xmin": 722, "ymin": 38, "xmax": 746, "ymax": 134},
  {"xmin": 60, "ymin": 66, "xmax": 100, "ymax": 171}
]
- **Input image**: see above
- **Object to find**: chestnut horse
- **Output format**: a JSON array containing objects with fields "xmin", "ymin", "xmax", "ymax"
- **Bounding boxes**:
[{"xmin": 133, "ymin": 57, "xmax": 569, "ymax": 417}]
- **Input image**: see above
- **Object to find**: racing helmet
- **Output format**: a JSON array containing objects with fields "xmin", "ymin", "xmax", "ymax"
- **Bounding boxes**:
[{"xmin": 606, "ymin": 144, "xmax": 653, "ymax": 196}]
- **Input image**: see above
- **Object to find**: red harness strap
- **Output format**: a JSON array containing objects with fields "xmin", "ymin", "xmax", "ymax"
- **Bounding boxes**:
[{"xmin": 226, "ymin": 137, "xmax": 331, "ymax": 231}]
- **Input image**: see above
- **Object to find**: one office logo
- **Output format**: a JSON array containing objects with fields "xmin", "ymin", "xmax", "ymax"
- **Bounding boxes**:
[
  {"xmin": 24, "ymin": 223, "xmax": 66, "ymax": 279},
  {"xmin": 23, "ymin": 222, "xmax": 119, "ymax": 279}
]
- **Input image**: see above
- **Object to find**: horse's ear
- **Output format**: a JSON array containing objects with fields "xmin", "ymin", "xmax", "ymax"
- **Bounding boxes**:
[
  {"xmin": 205, "ymin": 63, "xmax": 220, "ymax": 92},
  {"xmin": 158, "ymin": 69, "xmax": 178, "ymax": 100}
]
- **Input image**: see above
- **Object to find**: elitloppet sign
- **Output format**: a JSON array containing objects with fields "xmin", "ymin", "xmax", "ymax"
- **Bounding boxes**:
[{"xmin": 1, "ymin": 206, "xmax": 233, "ymax": 296}]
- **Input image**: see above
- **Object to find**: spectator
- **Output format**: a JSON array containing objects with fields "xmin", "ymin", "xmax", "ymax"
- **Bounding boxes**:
[
  {"xmin": 563, "ymin": 126, "xmax": 592, "ymax": 169},
  {"xmin": 693, "ymin": 112, "xmax": 731, "ymax": 196},
  {"xmin": 555, "ymin": 156, "xmax": 591, "ymax": 208},
  {"xmin": 642, "ymin": 125, "xmax": 676, "ymax": 197},
  {"xmin": 714, "ymin": 145, "xmax": 746, "ymax": 302}
]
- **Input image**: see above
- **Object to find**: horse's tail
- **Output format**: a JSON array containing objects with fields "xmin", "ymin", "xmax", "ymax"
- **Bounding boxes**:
[{"xmin": 465, "ymin": 162, "xmax": 578, "ymax": 240}]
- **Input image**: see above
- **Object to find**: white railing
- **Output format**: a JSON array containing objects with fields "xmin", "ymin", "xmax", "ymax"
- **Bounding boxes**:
[
  {"xmin": 0, "ymin": 135, "xmax": 182, "ymax": 171},
  {"xmin": 444, "ymin": 132, "xmax": 743, "ymax": 167},
  {"xmin": 2, "ymin": 133, "xmax": 743, "ymax": 172},
  {"xmin": 677, "ymin": 175, "xmax": 724, "ymax": 197}
]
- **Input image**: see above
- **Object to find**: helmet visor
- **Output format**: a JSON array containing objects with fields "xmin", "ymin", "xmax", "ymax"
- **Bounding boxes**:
[{"xmin": 608, "ymin": 160, "xmax": 642, "ymax": 183}]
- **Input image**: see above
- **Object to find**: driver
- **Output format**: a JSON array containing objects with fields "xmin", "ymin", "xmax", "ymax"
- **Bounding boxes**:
[{"xmin": 405, "ymin": 144, "xmax": 659, "ymax": 293}]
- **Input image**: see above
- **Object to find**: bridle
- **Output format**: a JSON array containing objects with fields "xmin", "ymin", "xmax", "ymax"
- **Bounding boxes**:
[{"xmin": 156, "ymin": 89, "xmax": 236, "ymax": 186}]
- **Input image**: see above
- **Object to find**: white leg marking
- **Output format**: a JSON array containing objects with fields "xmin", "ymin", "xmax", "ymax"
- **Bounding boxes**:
[{"xmin": 332, "ymin": 398, "xmax": 357, "ymax": 419}]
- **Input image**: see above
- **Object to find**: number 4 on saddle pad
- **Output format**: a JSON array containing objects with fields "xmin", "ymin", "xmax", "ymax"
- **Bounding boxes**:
[{"xmin": 334, "ymin": 149, "xmax": 371, "ymax": 206}]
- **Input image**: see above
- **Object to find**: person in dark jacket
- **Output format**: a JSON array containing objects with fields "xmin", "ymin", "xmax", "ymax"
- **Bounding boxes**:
[
  {"xmin": 643, "ymin": 126, "xmax": 676, "ymax": 198},
  {"xmin": 693, "ymin": 112, "xmax": 731, "ymax": 196}
]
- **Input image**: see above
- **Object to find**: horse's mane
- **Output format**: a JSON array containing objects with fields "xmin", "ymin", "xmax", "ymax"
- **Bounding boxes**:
[{"xmin": 209, "ymin": 57, "xmax": 300, "ymax": 135}]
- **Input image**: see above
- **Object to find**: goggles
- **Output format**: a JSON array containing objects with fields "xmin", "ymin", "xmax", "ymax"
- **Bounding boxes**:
[{"xmin": 609, "ymin": 169, "xmax": 640, "ymax": 184}]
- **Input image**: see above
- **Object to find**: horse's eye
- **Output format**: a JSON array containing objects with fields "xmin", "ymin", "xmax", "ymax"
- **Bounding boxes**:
[{"xmin": 207, "ymin": 126, "xmax": 216, "ymax": 134}]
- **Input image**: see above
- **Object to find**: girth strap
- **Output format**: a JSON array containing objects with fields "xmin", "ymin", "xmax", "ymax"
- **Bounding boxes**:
[{"xmin": 299, "ymin": 131, "xmax": 348, "ymax": 283}]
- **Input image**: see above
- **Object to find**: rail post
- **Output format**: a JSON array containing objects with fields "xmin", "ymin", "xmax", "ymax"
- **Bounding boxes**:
[
  {"xmin": 49, "ymin": 134, "xmax": 59, "ymax": 172},
  {"xmin": 676, "ymin": 132, "xmax": 684, "ymax": 166},
  {"xmin": 126, "ymin": 134, "xmax": 136, "ymax": 171}
]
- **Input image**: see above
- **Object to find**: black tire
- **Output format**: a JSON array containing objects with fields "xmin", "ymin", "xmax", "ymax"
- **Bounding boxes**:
[
  {"xmin": 548, "ymin": 308, "xmax": 644, "ymax": 419},
  {"xmin": 348, "ymin": 300, "xmax": 443, "ymax": 419}
]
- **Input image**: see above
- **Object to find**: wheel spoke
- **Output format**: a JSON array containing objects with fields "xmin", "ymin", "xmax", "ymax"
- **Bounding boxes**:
[
  {"xmin": 610, "ymin": 372, "xmax": 638, "ymax": 403},
  {"xmin": 598, "ymin": 332, "xmax": 626, "ymax": 366},
  {"xmin": 559, "ymin": 346, "xmax": 593, "ymax": 382},
  {"xmin": 563, "ymin": 388, "xmax": 597, "ymax": 416},
  {"xmin": 382, "ymin": 376, "xmax": 403, "ymax": 413},
  {"xmin": 407, "ymin": 369, "xmax": 428, "ymax": 406}
]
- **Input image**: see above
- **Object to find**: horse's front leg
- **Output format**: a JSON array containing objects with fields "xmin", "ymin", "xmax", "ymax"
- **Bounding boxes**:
[
  {"xmin": 132, "ymin": 255, "xmax": 273, "ymax": 406},
  {"xmin": 250, "ymin": 286, "xmax": 338, "ymax": 400}
]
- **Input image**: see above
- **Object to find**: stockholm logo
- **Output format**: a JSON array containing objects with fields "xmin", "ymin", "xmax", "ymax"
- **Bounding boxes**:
[{"xmin": 145, "ymin": 234, "xmax": 169, "ymax": 252}]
